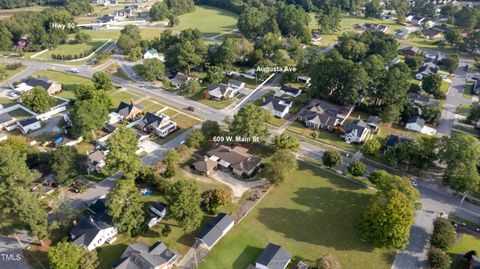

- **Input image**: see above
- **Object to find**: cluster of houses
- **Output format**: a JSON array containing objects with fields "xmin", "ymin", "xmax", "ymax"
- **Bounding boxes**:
[
  {"xmin": 399, "ymin": 47, "xmax": 445, "ymax": 80},
  {"xmin": 357, "ymin": 23, "xmax": 391, "ymax": 34},
  {"xmin": 96, "ymin": 4, "xmax": 144, "ymax": 25}
]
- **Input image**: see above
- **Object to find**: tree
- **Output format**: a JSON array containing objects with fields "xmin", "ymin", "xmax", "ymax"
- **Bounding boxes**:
[
  {"xmin": 428, "ymin": 248, "xmax": 451, "ymax": 269},
  {"xmin": 74, "ymin": 32, "xmax": 91, "ymax": 44},
  {"xmin": 368, "ymin": 170, "xmax": 420, "ymax": 203},
  {"xmin": 105, "ymin": 127, "xmax": 140, "ymax": 175},
  {"xmin": 462, "ymin": 31, "xmax": 480, "ymax": 53},
  {"xmin": 316, "ymin": 7, "xmax": 341, "ymax": 34},
  {"xmin": 136, "ymin": 59, "xmax": 165, "ymax": 81},
  {"xmin": 422, "ymin": 74, "xmax": 443, "ymax": 98},
  {"xmin": 150, "ymin": 1, "xmax": 170, "ymax": 21},
  {"xmin": 431, "ymin": 218, "xmax": 456, "ymax": 250},
  {"xmin": 74, "ymin": 84, "xmax": 111, "ymax": 111},
  {"xmin": 48, "ymin": 240, "xmax": 98, "ymax": 269},
  {"xmin": 347, "ymin": 160, "xmax": 366, "ymax": 177},
  {"xmin": 201, "ymin": 189, "xmax": 231, "ymax": 213},
  {"xmin": 361, "ymin": 138, "xmax": 381, "ymax": 156},
  {"xmin": 440, "ymin": 134, "xmax": 480, "ymax": 203},
  {"xmin": 93, "ymin": 71, "xmax": 114, "ymax": 91},
  {"xmin": 380, "ymin": 104, "xmax": 401, "ymax": 124},
  {"xmin": 263, "ymin": 150, "xmax": 298, "ymax": 184},
  {"xmin": 179, "ymin": 79, "xmax": 201, "ymax": 95},
  {"xmin": 201, "ymin": 120, "xmax": 221, "ymax": 139},
  {"xmin": 404, "ymin": 56, "xmax": 424, "ymax": 70},
  {"xmin": 271, "ymin": 134, "xmax": 299, "ymax": 152},
  {"xmin": 422, "ymin": 104, "xmax": 441, "ymax": 125},
  {"xmin": 213, "ymin": 38, "xmax": 241, "ymax": 69},
  {"xmin": 445, "ymin": 28, "xmax": 462, "ymax": 47},
  {"xmin": 185, "ymin": 129, "xmax": 205, "ymax": 148},
  {"xmin": 322, "ymin": 150, "xmax": 341, "ymax": 168},
  {"xmin": 166, "ymin": 179, "xmax": 202, "ymax": 232},
  {"xmin": 164, "ymin": 149, "xmax": 179, "ymax": 178},
  {"xmin": 229, "ymin": 103, "xmax": 270, "ymax": 142},
  {"xmin": 51, "ymin": 146, "xmax": 84, "ymax": 186},
  {"xmin": 107, "ymin": 176, "xmax": 144, "ymax": 235},
  {"xmin": 365, "ymin": 0, "xmax": 382, "ymax": 19},
  {"xmin": 237, "ymin": 7, "xmax": 268, "ymax": 39},
  {"xmin": 71, "ymin": 99, "xmax": 109, "ymax": 139},
  {"xmin": 454, "ymin": 6, "xmax": 478, "ymax": 31},
  {"xmin": 337, "ymin": 39, "xmax": 368, "ymax": 62},
  {"xmin": 358, "ymin": 190, "xmax": 415, "ymax": 249},
  {"xmin": 439, "ymin": 54, "xmax": 459, "ymax": 74},
  {"xmin": 392, "ymin": 0, "xmax": 409, "ymax": 24},
  {"xmin": 164, "ymin": 0, "xmax": 195, "ymax": 15},
  {"xmin": 206, "ymin": 65, "xmax": 225, "ymax": 83},
  {"xmin": 467, "ymin": 103, "xmax": 480, "ymax": 124},
  {"xmin": 20, "ymin": 86, "xmax": 56, "ymax": 113},
  {"xmin": 316, "ymin": 253, "xmax": 341, "ymax": 269}
]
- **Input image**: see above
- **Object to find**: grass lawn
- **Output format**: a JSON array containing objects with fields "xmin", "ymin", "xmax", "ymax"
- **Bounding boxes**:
[
  {"xmin": 400, "ymin": 37, "xmax": 458, "ymax": 54},
  {"xmin": 40, "ymin": 40, "xmax": 106, "ymax": 59},
  {"xmin": 449, "ymin": 234, "xmax": 480, "ymax": 269},
  {"xmin": 441, "ymin": 80, "xmax": 451, "ymax": 94},
  {"xmin": 8, "ymin": 108, "xmax": 34, "ymax": 120},
  {"xmin": 199, "ymin": 161, "xmax": 395, "ymax": 269},
  {"xmin": 80, "ymin": 29, "xmax": 121, "ymax": 40},
  {"xmin": 287, "ymin": 121, "xmax": 361, "ymax": 152},
  {"xmin": 464, "ymin": 82, "xmax": 474, "ymax": 100},
  {"xmin": 456, "ymin": 104, "xmax": 471, "ymax": 117},
  {"xmin": 0, "ymin": 97, "xmax": 16, "ymax": 107},
  {"xmin": 172, "ymin": 5, "xmax": 238, "ymax": 37},
  {"xmin": 31, "ymin": 70, "xmax": 93, "ymax": 100},
  {"xmin": 138, "ymin": 100, "xmax": 164, "ymax": 113},
  {"xmin": 109, "ymin": 90, "xmax": 142, "ymax": 109},
  {"xmin": 375, "ymin": 124, "xmax": 430, "ymax": 140},
  {"xmin": 171, "ymin": 114, "xmax": 201, "ymax": 129},
  {"xmin": 268, "ymin": 116, "xmax": 286, "ymax": 127},
  {"xmin": 0, "ymin": 6, "xmax": 45, "ymax": 20},
  {"xmin": 0, "ymin": 63, "xmax": 26, "ymax": 82},
  {"xmin": 140, "ymin": 28, "xmax": 164, "ymax": 40}
]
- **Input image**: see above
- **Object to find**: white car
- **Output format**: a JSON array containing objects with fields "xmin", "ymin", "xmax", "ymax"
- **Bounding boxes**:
[
  {"xmin": 69, "ymin": 68, "xmax": 79, "ymax": 73},
  {"xmin": 411, "ymin": 179, "xmax": 418, "ymax": 187}
]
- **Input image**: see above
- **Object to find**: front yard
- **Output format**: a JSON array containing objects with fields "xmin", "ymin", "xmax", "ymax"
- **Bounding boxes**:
[{"xmin": 199, "ymin": 161, "xmax": 395, "ymax": 269}]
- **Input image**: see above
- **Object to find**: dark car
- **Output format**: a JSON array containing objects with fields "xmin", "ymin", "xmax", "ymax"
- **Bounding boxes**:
[{"xmin": 187, "ymin": 106, "xmax": 195, "ymax": 112}]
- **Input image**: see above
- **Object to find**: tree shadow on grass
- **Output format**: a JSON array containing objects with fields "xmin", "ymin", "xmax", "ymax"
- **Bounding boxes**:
[
  {"xmin": 232, "ymin": 245, "xmax": 263, "ymax": 269},
  {"xmin": 97, "ymin": 243, "xmax": 128, "ymax": 269},
  {"xmin": 256, "ymin": 187, "xmax": 375, "ymax": 252},
  {"xmin": 297, "ymin": 162, "xmax": 367, "ymax": 191}
]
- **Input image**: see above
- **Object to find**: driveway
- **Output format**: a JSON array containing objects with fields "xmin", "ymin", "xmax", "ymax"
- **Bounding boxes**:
[
  {"xmin": 69, "ymin": 172, "xmax": 122, "ymax": 211},
  {"xmin": 210, "ymin": 170, "xmax": 266, "ymax": 198},
  {"xmin": 0, "ymin": 234, "xmax": 33, "ymax": 269},
  {"xmin": 437, "ymin": 58, "xmax": 473, "ymax": 136}
]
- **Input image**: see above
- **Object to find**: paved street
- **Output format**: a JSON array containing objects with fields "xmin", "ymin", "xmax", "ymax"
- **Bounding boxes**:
[
  {"xmin": 69, "ymin": 172, "xmax": 123, "ymax": 211},
  {"xmin": 0, "ymin": 232, "xmax": 34, "ymax": 269},
  {"xmin": 437, "ymin": 57, "xmax": 473, "ymax": 136}
]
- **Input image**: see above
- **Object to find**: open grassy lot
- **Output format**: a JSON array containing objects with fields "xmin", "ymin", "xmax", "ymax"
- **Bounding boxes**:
[
  {"xmin": 171, "ymin": 113, "xmax": 201, "ymax": 129},
  {"xmin": 40, "ymin": 40, "xmax": 106, "ymax": 59},
  {"xmin": 0, "ymin": 97, "xmax": 16, "ymax": 107},
  {"xmin": 375, "ymin": 124, "xmax": 430, "ymax": 140},
  {"xmin": 441, "ymin": 80, "xmax": 451, "ymax": 94},
  {"xmin": 200, "ymin": 161, "xmax": 395, "ymax": 269},
  {"xmin": 457, "ymin": 104, "xmax": 471, "ymax": 117},
  {"xmin": 0, "ymin": 63, "xmax": 26, "ymax": 82},
  {"xmin": 109, "ymin": 90, "xmax": 142, "ymax": 109},
  {"xmin": 0, "ymin": 6, "xmax": 45, "ymax": 21},
  {"xmin": 80, "ymin": 29, "xmax": 121, "ymax": 40},
  {"xmin": 138, "ymin": 100, "xmax": 164, "ymax": 113},
  {"xmin": 140, "ymin": 28, "xmax": 164, "ymax": 40},
  {"xmin": 172, "ymin": 5, "xmax": 238, "ymax": 37},
  {"xmin": 31, "ymin": 70, "xmax": 93, "ymax": 100}
]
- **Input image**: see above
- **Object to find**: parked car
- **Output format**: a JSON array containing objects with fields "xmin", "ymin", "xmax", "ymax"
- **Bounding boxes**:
[{"xmin": 71, "ymin": 182, "xmax": 87, "ymax": 193}]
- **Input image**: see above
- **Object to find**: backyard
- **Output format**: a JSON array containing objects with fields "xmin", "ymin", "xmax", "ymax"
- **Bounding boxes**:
[
  {"xmin": 172, "ymin": 5, "xmax": 238, "ymax": 37},
  {"xmin": 199, "ymin": 161, "xmax": 395, "ymax": 269},
  {"xmin": 30, "ymin": 70, "xmax": 93, "ymax": 100}
]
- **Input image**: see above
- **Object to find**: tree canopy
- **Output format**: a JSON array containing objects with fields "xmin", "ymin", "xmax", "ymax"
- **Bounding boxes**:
[
  {"xmin": 21, "ymin": 86, "xmax": 56, "ymax": 113},
  {"xmin": 166, "ymin": 179, "xmax": 202, "ymax": 232}
]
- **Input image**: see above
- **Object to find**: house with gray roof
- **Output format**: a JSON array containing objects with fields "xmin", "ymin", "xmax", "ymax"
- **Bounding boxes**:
[
  {"xmin": 169, "ymin": 73, "xmax": 191, "ymax": 88},
  {"xmin": 255, "ymin": 243, "xmax": 292, "ymax": 269},
  {"xmin": 344, "ymin": 119, "xmax": 370, "ymax": 144},
  {"xmin": 408, "ymin": 92, "xmax": 440, "ymax": 106},
  {"xmin": 366, "ymin": 116, "xmax": 382, "ymax": 132},
  {"xmin": 113, "ymin": 241, "xmax": 178, "ymax": 269},
  {"xmin": 138, "ymin": 112, "xmax": 177, "ymax": 137},
  {"xmin": 227, "ymin": 79, "xmax": 245, "ymax": 91},
  {"xmin": 17, "ymin": 118, "xmax": 41, "ymax": 134},
  {"xmin": 280, "ymin": 86, "xmax": 302, "ymax": 97},
  {"xmin": 70, "ymin": 198, "xmax": 117, "ymax": 251},
  {"xmin": 261, "ymin": 96, "xmax": 292, "ymax": 118},
  {"xmin": 207, "ymin": 83, "xmax": 237, "ymax": 100},
  {"xmin": 298, "ymin": 100, "xmax": 354, "ymax": 130},
  {"xmin": 416, "ymin": 62, "xmax": 440, "ymax": 80},
  {"xmin": 0, "ymin": 113, "xmax": 15, "ymax": 129},
  {"xmin": 405, "ymin": 116, "xmax": 437, "ymax": 135},
  {"xmin": 195, "ymin": 213, "xmax": 234, "ymax": 250}
]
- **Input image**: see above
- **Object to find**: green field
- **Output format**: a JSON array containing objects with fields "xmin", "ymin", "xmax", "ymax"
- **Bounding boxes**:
[
  {"xmin": 200, "ymin": 161, "xmax": 395, "ymax": 269},
  {"xmin": 40, "ymin": 40, "xmax": 106, "ymax": 59},
  {"xmin": 110, "ymin": 90, "xmax": 142, "ymax": 109},
  {"xmin": 0, "ymin": 6, "xmax": 45, "ymax": 21},
  {"xmin": 30, "ymin": 70, "xmax": 93, "ymax": 100},
  {"xmin": 173, "ymin": 5, "xmax": 238, "ymax": 37},
  {"xmin": 0, "ymin": 63, "xmax": 26, "ymax": 82},
  {"xmin": 449, "ymin": 234, "xmax": 480, "ymax": 269}
]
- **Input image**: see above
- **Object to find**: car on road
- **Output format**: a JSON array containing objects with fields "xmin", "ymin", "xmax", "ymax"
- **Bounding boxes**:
[
  {"xmin": 69, "ymin": 68, "xmax": 79, "ymax": 73},
  {"xmin": 133, "ymin": 74, "xmax": 140, "ymax": 78},
  {"xmin": 186, "ymin": 106, "xmax": 195, "ymax": 112},
  {"xmin": 411, "ymin": 179, "xmax": 418, "ymax": 187}
]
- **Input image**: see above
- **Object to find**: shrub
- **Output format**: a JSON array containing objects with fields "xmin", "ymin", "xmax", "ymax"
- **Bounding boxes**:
[
  {"xmin": 431, "ymin": 218, "xmax": 456, "ymax": 250},
  {"xmin": 322, "ymin": 150, "xmax": 341, "ymax": 168},
  {"xmin": 347, "ymin": 160, "xmax": 366, "ymax": 177},
  {"xmin": 161, "ymin": 224, "xmax": 172, "ymax": 236},
  {"xmin": 428, "ymin": 248, "xmax": 451, "ymax": 269}
]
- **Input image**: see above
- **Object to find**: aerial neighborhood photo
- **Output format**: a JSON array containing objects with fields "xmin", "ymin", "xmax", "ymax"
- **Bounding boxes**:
[{"xmin": 1, "ymin": 0, "xmax": 480, "ymax": 268}]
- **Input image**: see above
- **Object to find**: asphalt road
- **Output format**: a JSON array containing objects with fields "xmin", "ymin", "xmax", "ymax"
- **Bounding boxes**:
[{"xmin": 437, "ymin": 57, "xmax": 472, "ymax": 136}]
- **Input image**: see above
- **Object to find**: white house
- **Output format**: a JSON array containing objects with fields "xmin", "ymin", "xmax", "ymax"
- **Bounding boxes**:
[
  {"xmin": 261, "ymin": 96, "xmax": 292, "ymax": 118},
  {"xmin": 138, "ymin": 112, "xmax": 177, "ymax": 137},
  {"xmin": 255, "ymin": 243, "xmax": 292, "ymax": 269},
  {"xmin": 297, "ymin": 75, "xmax": 311, "ymax": 85},
  {"xmin": 70, "ymin": 199, "xmax": 117, "ymax": 251},
  {"xmin": 207, "ymin": 83, "xmax": 238, "ymax": 100},
  {"xmin": 405, "ymin": 116, "xmax": 437, "ymax": 135},
  {"xmin": 143, "ymin": 48, "xmax": 164, "ymax": 61},
  {"xmin": 195, "ymin": 213, "xmax": 234, "ymax": 250},
  {"xmin": 227, "ymin": 79, "xmax": 245, "ymax": 91},
  {"xmin": 344, "ymin": 119, "xmax": 370, "ymax": 144},
  {"xmin": 17, "ymin": 118, "xmax": 41, "ymax": 134},
  {"xmin": 148, "ymin": 201, "xmax": 167, "ymax": 228}
]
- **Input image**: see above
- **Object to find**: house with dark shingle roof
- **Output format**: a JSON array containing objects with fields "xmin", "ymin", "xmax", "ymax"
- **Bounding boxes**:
[
  {"xmin": 399, "ymin": 46, "xmax": 420, "ymax": 57},
  {"xmin": 208, "ymin": 145, "xmax": 262, "ymax": 177},
  {"xmin": 113, "ymin": 241, "xmax": 178, "ymax": 269},
  {"xmin": 139, "ymin": 112, "xmax": 177, "ymax": 137},
  {"xmin": 298, "ymin": 100, "xmax": 354, "ymax": 130},
  {"xmin": 227, "ymin": 79, "xmax": 245, "ymax": 91},
  {"xmin": 192, "ymin": 156, "xmax": 218, "ymax": 176},
  {"xmin": 17, "ymin": 118, "xmax": 41, "ymax": 134},
  {"xmin": 260, "ymin": 96, "xmax": 292, "ymax": 118},
  {"xmin": 280, "ymin": 86, "xmax": 302, "ymax": 97},
  {"xmin": 169, "ymin": 73, "xmax": 191, "ymax": 88},
  {"xmin": 366, "ymin": 116, "xmax": 382, "ymax": 132},
  {"xmin": 195, "ymin": 213, "xmax": 234, "ymax": 250},
  {"xmin": 344, "ymin": 119, "xmax": 370, "ymax": 144},
  {"xmin": 416, "ymin": 62, "xmax": 439, "ymax": 80},
  {"xmin": 408, "ymin": 92, "xmax": 440, "ymax": 106},
  {"xmin": 383, "ymin": 134, "xmax": 414, "ymax": 154},
  {"xmin": 255, "ymin": 243, "xmax": 292, "ymax": 269},
  {"xmin": 109, "ymin": 101, "xmax": 143, "ymax": 124},
  {"xmin": 70, "ymin": 198, "xmax": 117, "ymax": 251}
]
